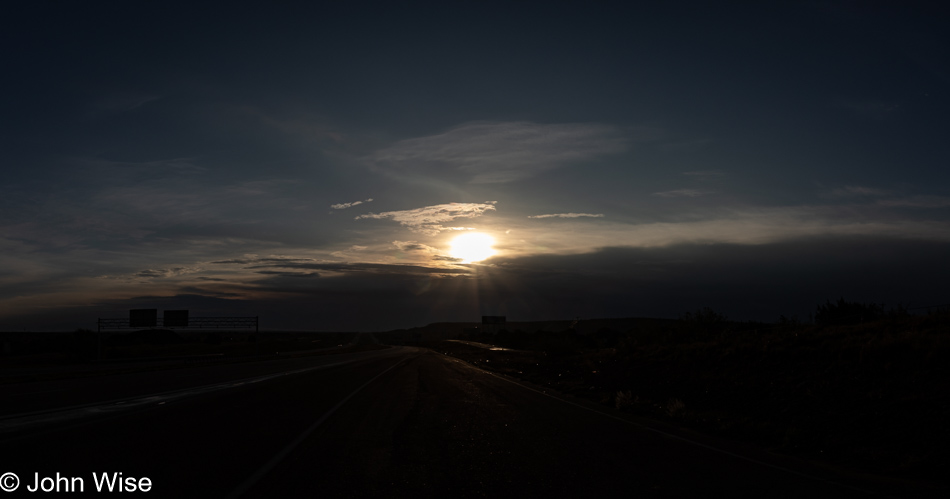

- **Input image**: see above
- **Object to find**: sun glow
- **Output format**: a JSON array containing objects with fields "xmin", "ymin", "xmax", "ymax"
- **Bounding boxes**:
[{"xmin": 449, "ymin": 232, "xmax": 496, "ymax": 263}]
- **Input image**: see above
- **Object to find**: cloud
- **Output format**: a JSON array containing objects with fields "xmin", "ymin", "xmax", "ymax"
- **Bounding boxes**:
[
  {"xmin": 330, "ymin": 245, "xmax": 369, "ymax": 258},
  {"xmin": 26, "ymin": 237, "xmax": 946, "ymax": 332},
  {"xmin": 247, "ymin": 260, "xmax": 471, "ymax": 276},
  {"xmin": 132, "ymin": 267, "xmax": 202, "ymax": 279},
  {"xmin": 657, "ymin": 139, "xmax": 714, "ymax": 151},
  {"xmin": 234, "ymin": 106, "xmax": 346, "ymax": 143},
  {"xmin": 478, "ymin": 237, "xmax": 950, "ymax": 322},
  {"xmin": 81, "ymin": 156, "xmax": 206, "ymax": 176},
  {"xmin": 496, "ymin": 205, "xmax": 950, "ymax": 259},
  {"xmin": 830, "ymin": 185, "xmax": 888, "ymax": 197},
  {"xmin": 91, "ymin": 94, "xmax": 161, "ymax": 115},
  {"xmin": 393, "ymin": 241, "xmax": 440, "ymax": 253},
  {"xmin": 174, "ymin": 287, "xmax": 245, "ymax": 298},
  {"xmin": 527, "ymin": 213, "xmax": 605, "ymax": 219},
  {"xmin": 6, "ymin": 163, "xmax": 318, "ymax": 259},
  {"xmin": 367, "ymin": 121, "xmax": 650, "ymax": 183},
  {"xmin": 208, "ymin": 253, "xmax": 472, "ymax": 277},
  {"xmin": 681, "ymin": 170, "xmax": 724, "ymax": 176},
  {"xmin": 93, "ymin": 178, "xmax": 302, "ymax": 230},
  {"xmin": 653, "ymin": 189, "xmax": 704, "ymax": 197},
  {"xmin": 878, "ymin": 195, "xmax": 950, "ymax": 208},
  {"xmin": 823, "ymin": 187, "xmax": 950, "ymax": 207},
  {"xmin": 211, "ymin": 256, "xmax": 317, "ymax": 265},
  {"xmin": 254, "ymin": 270, "xmax": 321, "ymax": 278},
  {"xmin": 330, "ymin": 198, "xmax": 373, "ymax": 210},
  {"xmin": 840, "ymin": 100, "xmax": 901, "ymax": 119},
  {"xmin": 356, "ymin": 202, "xmax": 497, "ymax": 235}
]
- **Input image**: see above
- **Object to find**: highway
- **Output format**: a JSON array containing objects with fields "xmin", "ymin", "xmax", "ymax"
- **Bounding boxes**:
[{"xmin": 0, "ymin": 344, "xmax": 940, "ymax": 498}]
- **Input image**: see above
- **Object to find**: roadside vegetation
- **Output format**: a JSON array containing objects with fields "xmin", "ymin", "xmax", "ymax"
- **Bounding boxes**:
[{"xmin": 418, "ymin": 301, "xmax": 949, "ymax": 484}]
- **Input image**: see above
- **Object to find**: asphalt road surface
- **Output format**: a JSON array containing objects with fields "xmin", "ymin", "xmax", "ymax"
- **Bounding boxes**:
[{"xmin": 0, "ymin": 345, "xmax": 940, "ymax": 498}]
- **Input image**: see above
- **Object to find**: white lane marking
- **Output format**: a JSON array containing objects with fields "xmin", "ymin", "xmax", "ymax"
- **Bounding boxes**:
[
  {"xmin": 227, "ymin": 356, "xmax": 409, "ymax": 498},
  {"xmin": 436, "ymin": 352, "xmax": 890, "ymax": 498},
  {"xmin": 0, "ymin": 349, "xmax": 407, "ymax": 433}
]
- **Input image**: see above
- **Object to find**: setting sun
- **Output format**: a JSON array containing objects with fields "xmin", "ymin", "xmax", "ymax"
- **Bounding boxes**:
[{"xmin": 449, "ymin": 232, "xmax": 496, "ymax": 263}]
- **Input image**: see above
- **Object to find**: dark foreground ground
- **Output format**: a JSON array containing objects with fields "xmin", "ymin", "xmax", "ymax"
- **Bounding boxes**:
[
  {"xmin": 396, "ymin": 310, "xmax": 950, "ymax": 489},
  {"xmin": 0, "ymin": 336, "xmax": 944, "ymax": 498}
]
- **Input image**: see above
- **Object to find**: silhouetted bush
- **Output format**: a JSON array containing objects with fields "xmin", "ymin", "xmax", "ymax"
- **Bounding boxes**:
[
  {"xmin": 680, "ymin": 307, "xmax": 728, "ymax": 334},
  {"xmin": 815, "ymin": 297, "xmax": 891, "ymax": 326}
]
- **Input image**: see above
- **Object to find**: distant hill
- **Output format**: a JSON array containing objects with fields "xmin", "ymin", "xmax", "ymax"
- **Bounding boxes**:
[{"xmin": 376, "ymin": 317, "xmax": 681, "ymax": 342}]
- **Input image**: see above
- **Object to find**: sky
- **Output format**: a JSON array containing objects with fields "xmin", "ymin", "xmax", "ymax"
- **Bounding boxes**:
[{"xmin": 2, "ymin": 1, "xmax": 950, "ymax": 331}]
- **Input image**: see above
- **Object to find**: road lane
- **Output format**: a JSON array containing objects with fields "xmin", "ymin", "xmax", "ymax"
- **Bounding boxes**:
[
  {"xmin": 0, "ymin": 347, "xmax": 940, "ymax": 498},
  {"xmin": 227, "ymin": 355, "xmax": 409, "ymax": 498},
  {"xmin": 248, "ymin": 349, "xmax": 922, "ymax": 499}
]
